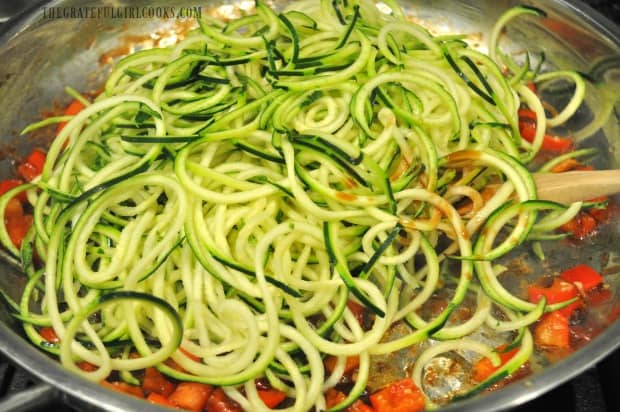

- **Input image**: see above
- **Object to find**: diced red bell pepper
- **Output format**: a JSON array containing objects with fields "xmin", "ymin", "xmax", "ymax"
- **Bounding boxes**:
[
  {"xmin": 4, "ymin": 198, "xmax": 33, "ymax": 248},
  {"xmin": 4, "ymin": 196, "xmax": 23, "ymax": 218},
  {"xmin": 39, "ymin": 326, "xmax": 60, "ymax": 343},
  {"xmin": 347, "ymin": 400, "xmax": 375, "ymax": 412},
  {"xmin": 77, "ymin": 361, "xmax": 98, "ymax": 372},
  {"xmin": 528, "ymin": 278, "xmax": 583, "ymax": 319},
  {"xmin": 325, "ymin": 388, "xmax": 375, "ymax": 411},
  {"xmin": 519, "ymin": 122, "xmax": 573, "ymax": 152},
  {"xmin": 325, "ymin": 355, "xmax": 361, "ymax": 375},
  {"xmin": 369, "ymin": 378, "xmax": 425, "ymax": 412},
  {"xmin": 257, "ymin": 388, "xmax": 287, "ymax": 408},
  {"xmin": 6, "ymin": 214, "xmax": 32, "ymax": 248},
  {"xmin": 205, "ymin": 387, "xmax": 243, "ymax": 412},
  {"xmin": 0, "ymin": 179, "xmax": 23, "ymax": 195},
  {"xmin": 146, "ymin": 392, "xmax": 175, "ymax": 407},
  {"xmin": 534, "ymin": 311, "xmax": 571, "ymax": 348},
  {"xmin": 17, "ymin": 148, "xmax": 46, "ymax": 182},
  {"xmin": 326, "ymin": 388, "xmax": 347, "ymax": 409},
  {"xmin": 168, "ymin": 382, "xmax": 213, "ymax": 412},
  {"xmin": 100, "ymin": 380, "xmax": 145, "ymax": 398},
  {"xmin": 539, "ymin": 135, "xmax": 573, "ymax": 153},
  {"xmin": 517, "ymin": 108, "xmax": 538, "ymax": 122},
  {"xmin": 0, "ymin": 179, "xmax": 27, "ymax": 203},
  {"xmin": 560, "ymin": 264, "xmax": 604, "ymax": 292},
  {"xmin": 142, "ymin": 367, "xmax": 176, "ymax": 397},
  {"xmin": 472, "ymin": 345, "xmax": 519, "ymax": 382},
  {"xmin": 57, "ymin": 99, "xmax": 86, "ymax": 134},
  {"xmin": 560, "ymin": 211, "xmax": 598, "ymax": 240},
  {"xmin": 525, "ymin": 82, "xmax": 537, "ymax": 93},
  {"xmin": 518, "ymin": 109, "xmax": 573, "ymax": 153}
]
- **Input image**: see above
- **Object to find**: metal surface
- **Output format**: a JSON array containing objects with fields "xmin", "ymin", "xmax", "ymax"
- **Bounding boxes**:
[{"xmin": 0, "ymin": 1, "xmax": 618, "ymax": 411}]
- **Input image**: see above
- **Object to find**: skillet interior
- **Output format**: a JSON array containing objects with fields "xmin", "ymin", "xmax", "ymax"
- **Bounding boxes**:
[{"xmin": 0, "ymin": 1, "xmax": 618, "ymax": 411}]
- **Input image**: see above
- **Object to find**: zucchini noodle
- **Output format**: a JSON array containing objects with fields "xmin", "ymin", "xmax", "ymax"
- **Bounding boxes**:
[{"xmin": 1, "ymin": 0, "xmax": 597, "ymax": 409}]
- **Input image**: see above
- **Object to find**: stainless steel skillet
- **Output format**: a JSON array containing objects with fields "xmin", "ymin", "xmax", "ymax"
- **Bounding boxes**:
[{"xmin": 0, "ymin": 1, "xmax": 618, "ymax": 411}]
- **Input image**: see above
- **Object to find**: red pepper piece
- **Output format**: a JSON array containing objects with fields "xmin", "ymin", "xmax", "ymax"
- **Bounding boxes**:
[
  {"xmin": 369, "ymin": 378, "xmax": 425, "ymax": 412},
  {"xmin": 0, "ymin": 179, "xmax": 27, "ymax": 202},
  {"xmin": 257, "ymin": 388, "xmax": 287, "ymax": 408},
  {"xmin": 560, "ymin": 211, "xmax": 598, "ymax": 240},
  {"xmin": 4, "ymin": 198, "xmax": 33, "ymax": 248},
  {"xmin": 142, "ymin": 367, "xmax": 176, "ymax": 397},
  {"xmin": 146, "ymin": 392, "xmax": 175, "ymax": 407},
  {"xmin": 534, "ymin": 311, "xmax": 571, "ymax": 348},
  {"xmin": 472, "ymin": 345, "xmax": 519, "ymax": 382},
  {"xmin": 77, "ymin": 361, "xmax": 98, "ymax": 372},
  {"xmin": 168, "ymin": 382, "xmax": 213, "ymax": 412},
  {"xmin": 347, "ymin": 400, "xmax": 375, "ymax": 412},
  {"xmin": 39, "ymin": 326, "xmax": 60, "ymax": 343},
  {"xmin": 205, "ymin": 387, "xmax": 243, "ymax": 412},
  {"xmin": 528, "ymin": 278, "xmax": 583, "ymax": 319},
  {"xmin": 325, "ymin": 355, "xmax": 361, "ymax": 375},
  {"xmin": 57, "ymin": 99, "xmax": 86, "ymax": 134},
  {"xmin": 17, "ymin": 149, "xmax": 46, "ymax": 181},
  {"xmin": 518, "ymin": 109, "xmax": 573, "ymax": 152},
  {"xmin": 325, "ymin": 388, "xmax": 347, "ymax": 409},
  {"xmin": 560, "ymin": 264, "xmax": 604, "ymax": 292}
]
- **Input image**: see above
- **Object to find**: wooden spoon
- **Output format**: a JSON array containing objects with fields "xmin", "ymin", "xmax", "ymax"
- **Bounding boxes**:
[{"xmin": 534, "ymin": 170, "xmax": 620, "ymax": 204}]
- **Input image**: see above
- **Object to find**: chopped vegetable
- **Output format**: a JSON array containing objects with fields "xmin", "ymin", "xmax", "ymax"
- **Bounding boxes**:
[
  {"xmin": 534, "ymin": 311, "xmax": 571, "ymax": 348},
  {"xmin": 369, "ymin": 379, "xmax": 425, "ymax": 412},
  {"xmin": 0, "ymin": 179, "xmax": 26, "ymax": 202},
  {"xmin": 528, "ymin": 278, "xmax": 582, "ymax": 319},
  {"xmin": 560, "ymin": 264, "xmax": 604, "ymax": 292},
  {"xmin": 473, "ymin": 345, "xmax": 519, "ymax": 382},
  {"xmin": 205, "ymin": 388, "xmax": 243, "ymax": 412},
  {"xmin": 4, "ymin": 198, "xmax": 32, "ymax": 248},
  {"xmin": 17, "ymin": 148, "xmax": 46, "ymax": 182},
  {"xmin": 518, "ymin": 109, "xmax": 573, "ymax": 152},
  {"xmin": 560, "ymin": 211, "xmax": 598, "ymax": 239},
  {"xmin": 347, "ymin": 400, "xmax": 375, "ymax": 412},
  {"xmin": 147, "ymin": 392, "xmax": 175, "ymax": 407},
  {"xmin": 142, "ymin": 367, "xmax": 176, "ymax": 397},
  {"xmin": 76, "ymin": 361, "xmax": 98, "ymax": 372},
  {"xmin": 57, "ymin": 99, "xmax": 86, "ymax": 134},
  {"xmin": 325, "ymin": 389, "xmax": 373, "ymax": 412},
  {"xmin": 257, "ymin": 387, "xmax": 287, "ymax": 408},
  {"xmin": 325, "ymin": 355, "xmax": 361, "ymax": 374},
  {"xmin": 326, "ymin": 388, "xmax": 347, "ymax": 409},
  {"xmin": 39, "ymin": 326, "xmax": 60, "ymax": 343},
  {"xmin": 168, "ymin": 382, "xmax": 214, "ymax": 412}
]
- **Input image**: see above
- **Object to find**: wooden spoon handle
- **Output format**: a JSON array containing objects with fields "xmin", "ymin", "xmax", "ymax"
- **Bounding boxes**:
[{"xmin": 533, "ymin": 170, "xmax": 620, "ymax": 204}]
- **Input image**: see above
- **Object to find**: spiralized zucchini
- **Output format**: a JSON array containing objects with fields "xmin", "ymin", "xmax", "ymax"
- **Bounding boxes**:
[{"xmin": 1, "ymin": 1, "xmax": 593, "ymax": 410}]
